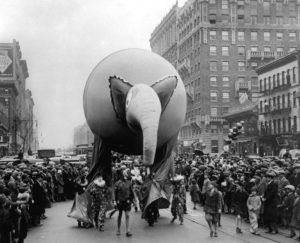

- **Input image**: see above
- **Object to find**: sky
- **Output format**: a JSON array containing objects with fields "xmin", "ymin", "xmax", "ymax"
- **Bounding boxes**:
[{"xmin": 0, "ymin": 0, "xmax": 185, "ymax": 149}]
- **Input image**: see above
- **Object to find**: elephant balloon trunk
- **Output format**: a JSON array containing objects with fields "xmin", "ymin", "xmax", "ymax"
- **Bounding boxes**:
[{"xmin": 126, "ymin": 84, "xmax": 161, "ymax": 166}]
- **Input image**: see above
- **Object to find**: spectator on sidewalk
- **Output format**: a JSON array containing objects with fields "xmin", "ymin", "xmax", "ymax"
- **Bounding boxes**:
[
  {"xmin": 190, "ymin": 179, "xmax": 200, "ymax": 210},
  {"xmin": 247, "ymin": 187, "xmax": 261, "ymax": 235}
]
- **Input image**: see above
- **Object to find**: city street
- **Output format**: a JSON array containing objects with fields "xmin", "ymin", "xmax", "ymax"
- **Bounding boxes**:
[{"xmin": 26, "ymin": 197, "xmax": 296, "ymax": 243}]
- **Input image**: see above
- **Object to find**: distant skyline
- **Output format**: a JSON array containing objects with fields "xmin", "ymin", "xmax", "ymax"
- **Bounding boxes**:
[{"xmin": 0, "ymin": 0, "xmax": 185, "ymax": 149}]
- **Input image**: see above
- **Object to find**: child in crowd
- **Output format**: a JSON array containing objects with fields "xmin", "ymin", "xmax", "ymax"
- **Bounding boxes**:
[{"xmin": 246, "ymin": 187, "xmax": 261, "ymax": 235}]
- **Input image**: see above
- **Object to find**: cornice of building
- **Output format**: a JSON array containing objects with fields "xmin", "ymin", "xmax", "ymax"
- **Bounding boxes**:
[
  {"xmin": 150, "ymin": 2, "xmax": 178, "ymax": 42},
  {"xmin": 256, "ymin": 50, "xmax": 300, "ymax": 75}
]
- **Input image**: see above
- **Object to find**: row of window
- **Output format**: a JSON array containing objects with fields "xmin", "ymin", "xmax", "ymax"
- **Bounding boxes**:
[
  {"xmin": 178, "ymin": 0, "xmax": 298, "ymax": 27},
  {"xmin": 259, "ymin": 67, "xmax": 297, "ymax": 92},
  {"xmin": 259, "ymin": 91, "xmax": 298, "ymax": 113},
  {"xmin": 260, "ymin": 116, "xmax": 298, "ymax": 135},
  {"xmin": 209, "ymin": 30, "xmax": 297, "ymax": 42},
  {"xmin": 209, "ymin": 46, "xmax": 293, "ymax": 56},
  {"xmin": 179, "ymin": 30, "xmax": 297, "ymax": 55},
  {"xmin": 211, "ymin": 91, "xmax": 230, "ymax": 102},
  {"xmin": 209, "ymin": 61, "xmax": 245, "ymax": 71}
]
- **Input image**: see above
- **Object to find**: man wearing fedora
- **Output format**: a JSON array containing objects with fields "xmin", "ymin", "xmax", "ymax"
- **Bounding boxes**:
[{"xmin": 263, "ymin": 170, "xmax": 279, "ymax": 234}]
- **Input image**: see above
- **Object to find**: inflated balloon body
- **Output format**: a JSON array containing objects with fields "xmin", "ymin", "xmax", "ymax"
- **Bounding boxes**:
[{"xmin": 83, "ymin": 49, "xmax": 186, "ymax": 215}]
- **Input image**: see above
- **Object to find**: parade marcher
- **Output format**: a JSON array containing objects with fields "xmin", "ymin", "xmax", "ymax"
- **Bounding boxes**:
[
  {"xmin": 89, "ymin": 175, "xmax": 109, "ymax": 231},
  {"xmin": 203, "ymin": 183, "xmax": 221, "ymax": 237},
  {"xmin": 263, "ymin": 171, "xmax": 279, "ymax": 234},
  {"xmin": 246, "ymin": 187, "xmax": 261, "ymax": 235},
  {"xmin": 170, "ymin": 175, "xmax": 185, "ymax": 225},
  {"xmin": 114, "ymin": 169, "xmax": 134, "ymax": 237},
  {"xmin": 74, "ymin": 175, "xmax": 89, "ymax": 228}
]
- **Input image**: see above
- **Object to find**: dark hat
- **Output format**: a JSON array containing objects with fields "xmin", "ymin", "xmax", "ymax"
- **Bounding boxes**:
[
  {"xmin": 266, "ymin": 170, "xmax": 276, "ymax": 178},
  {"xmin": 0, "ymin": 194, "xmax": 7, "ymax": 206}
]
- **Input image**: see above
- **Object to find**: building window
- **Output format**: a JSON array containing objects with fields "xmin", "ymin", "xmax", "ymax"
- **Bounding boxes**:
[
  {"xmin": 210, "ymin": 61, "xmax": 217, "ymax": 71},
  {"xmin": 209, "ymin": 14, "xmax": 217, "ymax": 24},
  {"xmin": 272, "ymin": 75, "xmax": 276, "ymax": 88},
  {"xmin": 251, "ymin": 46, "xmax": 258, "ymax": 52},
  {"xmin": 210, "ymin": 30, "xmax": 217, "ymax": 40},
  {"xmin": 210, "ymin": 46, "xmax": 217, "ymax": 56},
  {"xmin": 222, "ymin": 61, "xmax": 229, "ymax": 71},
  {"xmin": 250, "ymin": 62, "xmax": 258, "ymax": 69},
  {"xmin": 222, "ymin": 92, "xmax": 230, "ymax": 102},
  {"xmin": 278, "ymin": 119, "xmax": 281, "ymax": 133},
  {"xmin": 273, "ymin": 120, "xmax": 277, "ymax": 134},
  {"xmin": 222, "ymin": 107, "xmax": 229, "ymax": 114},
  {"xmin": 210, "ymin": 76, "xmax": 217, "ymax": 86},
  {"xmin": 290, "ymin": 17, "xmax": 297, "ymax": 25},
  {"xmin": 288, "ymin": 117, "xmax": 292, "ymax": 132},
  {"xmin": 211, "ymin": 92, "xmax": 217, "ymax": 101},
  {"xmin": 222, "ymin": 0, "xmax": 229, "ymax": 9},
  {"xmin": 289, "ymin": 32, "xmax": 296, "ymax": 42},
  {"xmin": 289, "ymin": 47, "xmax": 296, "ymax": 53},
  {"xmin": 293, "ymin": 91, "xmax": 297, "ymax": 107},
  {"xmin": 293, "ymin": 67, "xmax": 296, "ymax": 83},
  {"xmin": 222, "ymin": 76, "xmax": 229, "ymax": 87},
  {"xmin": 251, "ymin": 15, "xmax": 257, "ymax": 24},
  {"xmin": 211, "ymin": 140, "xmax": 219, "ymax": 153},
  {"xmin": 264, "ymin": 46, "xmax": 271, "ymax": 53},
  {"xmin": 237, "ymin": 31, "xmax": 244, "ymax": 42},
  {"xmin": 211, "ymin": 107, "xmax": 218, "ymax": 116},
  {"xmin": 251, "ymin": 32, "xmax": 257, "ymax": 41},
  {"xmin": 264, "ymin": 16, "xmax": 270, "ymax": 24},
  {"xmin": 222, "ymin": 46, "xmax": 229, "ymax": 56},
  {"xmin": 294, "ymin": 116, "xmax": 297, "ymax": 132},
  {"xmin": 276, "ymin": 16, "xmax": 283, "ymax": 25},
  {"xmin": 283, "ymin": 118, "xmax": 286, "ymax": 133},
  {"xmin": 264, "ymin": 32, "xmax": 270, "ymax": 41},
  {"xmin": 276, "ymin": 32, "xmax": 283, "ymax": 41},
  {"xmin": 222, "ymin": 31, "xmax": 229, "ymax": 41},
  {"xmin": 276, "ymin": 47, "xmax": 284, "ymax": 55},
  {"xmin": 238, "ymin": 46, "xmax": 245, "ymax": 55},
  {"xmin": 238, "ymin": 61, "xmax": 245, "ymax": 71}
]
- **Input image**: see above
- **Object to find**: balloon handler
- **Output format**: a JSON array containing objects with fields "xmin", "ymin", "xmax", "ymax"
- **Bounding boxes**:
[{"xmin": 68, "ymin": 49, "xmax": 187, "ymax": 227}]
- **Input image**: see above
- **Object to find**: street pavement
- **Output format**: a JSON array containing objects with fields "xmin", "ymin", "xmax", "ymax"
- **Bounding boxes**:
[{"xmin": 26, "ymin": 196, "xmax": 297, "ymax": 243}]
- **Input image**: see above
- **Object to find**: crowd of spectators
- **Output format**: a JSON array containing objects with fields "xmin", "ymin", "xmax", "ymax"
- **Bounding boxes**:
[
  {"xmin": 0, "ymin": 158, "xmax": 88, "ymax": 243},
  {"xmin": 174, "ymin": 151, "xmax": 300, "ymax": 240}
]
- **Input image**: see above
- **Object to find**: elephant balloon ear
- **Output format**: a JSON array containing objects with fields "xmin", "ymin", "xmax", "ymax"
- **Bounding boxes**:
[
  {"xmin": 109, "ymin": 76, "xmax": 133, "ymax": 122},
  {"xmin": 151, "ymin": 76, "xmax": 178, "ymax": 113}
]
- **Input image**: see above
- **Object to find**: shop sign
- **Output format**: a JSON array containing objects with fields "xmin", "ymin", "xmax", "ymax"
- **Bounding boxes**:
[{"xmin": 0, "ymin": 48, "xmax": 14, "ymax": 78}]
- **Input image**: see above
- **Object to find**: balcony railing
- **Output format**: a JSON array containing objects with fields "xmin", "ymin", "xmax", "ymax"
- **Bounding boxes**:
[
  {"xmin": 247, "ymin": 51, "xmax": 286, "ymax": 60},
  {"xmin": 259, "ymin": 105, "xmax": 292, "ymax": 115},
  {"xmin": 260, "ymin": 82, "xmax": 291, "ymax": 95}
]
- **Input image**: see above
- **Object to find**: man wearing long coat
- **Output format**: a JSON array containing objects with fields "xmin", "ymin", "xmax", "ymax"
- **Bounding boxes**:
[{"xmin": 263, "ymin": 171, "xmax": 279, "ymax": 234}]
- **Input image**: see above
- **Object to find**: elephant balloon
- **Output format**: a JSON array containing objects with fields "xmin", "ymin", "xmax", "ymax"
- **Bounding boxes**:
[{"xmin": 83, "ymin": 48, "xmax": 186, "ymax": 215}]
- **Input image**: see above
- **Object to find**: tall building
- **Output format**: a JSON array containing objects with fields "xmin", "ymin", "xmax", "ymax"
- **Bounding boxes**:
[
  {"xmin": 257, "ymin": 50, "xmax": 300, "ymax": 156},
  {"xmin": 73, "ymin": 123, "xmax": 94, "ymax": 150},
  {"xmin": 150, "ymin": 0, "xmax": 300, "ymax": 154},
  {"xmin": 0, "ymin": 40, "xmax": 35, "ymax": 155}
]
